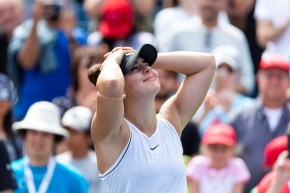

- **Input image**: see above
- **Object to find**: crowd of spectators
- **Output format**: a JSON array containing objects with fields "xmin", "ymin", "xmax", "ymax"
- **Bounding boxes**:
[{"xmin": 1, "ymin": 0, "xmax": 290, "ymax": 192}]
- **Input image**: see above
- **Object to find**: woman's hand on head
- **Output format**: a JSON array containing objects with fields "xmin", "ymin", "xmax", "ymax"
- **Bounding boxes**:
[{"xmin": 103, "ymin": 47, "xmax": 135, "ymax": 64}]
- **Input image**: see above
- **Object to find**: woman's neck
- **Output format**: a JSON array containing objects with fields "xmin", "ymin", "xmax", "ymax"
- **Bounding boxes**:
[{"xmin": 125, "ymin": 100, "xmax": 157, "ymax": 137}]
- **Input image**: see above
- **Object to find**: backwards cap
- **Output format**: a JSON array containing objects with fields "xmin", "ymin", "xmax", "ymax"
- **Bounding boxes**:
[{"xmin": 120, "ymin": 44, "xmax": 158, "ymax": 75}]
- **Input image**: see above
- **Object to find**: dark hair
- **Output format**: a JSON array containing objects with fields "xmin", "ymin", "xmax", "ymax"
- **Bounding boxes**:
[
  {"xmin": 72, "ymin": 46, "xmax": 105, "ymax": 90},
  {"xmin": 21, "ymin": 130, "xmax": 64, "ymax": 144},
  {"xmin": 87, "ymin": 63, "xmax": 102, "ymax": 85},
  {"xmin": 4, "ymin": 110, "xmax": 22, "ymax": 159}
]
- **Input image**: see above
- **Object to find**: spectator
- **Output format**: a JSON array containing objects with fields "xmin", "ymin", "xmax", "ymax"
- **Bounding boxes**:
[
  {"xmin": 87, "ymin": 0, "xmax": 156, "ymax": 51},
  {"xmin": 0, "ymin": 0, "xmax": 23, "ymax": 74},
  {"xmin": 167, "ymin": 0, "xmax": 255, "ymax": 95},
  {"xmin": 7, "ymin": 0, "xmax": 72, "ymax": 121},
  {"xmin": 11, "ymin": 101, "xmax": 88, "ymax": 193},
  {"xmin": 57, "ymin": 106, "xmax": 106, "ymax": 193},
  {"xmin": 186, "ymin": 124, "xmax": 250, "ymax": 193},
  {"xmin": 153, "ymin": 0, "xmax": 197, "ymax": 52},
  {"xmin": 254, "ymin": 0, "xmax": 290, "ymax": 56},
  {"xmin": 0, "ymin": 139, "xmax": 17, "ymax": 193},
  {"xmin": 194, "ymin": 45, "xmax": 254, "ymax": 135},
  {"xmin": 227, "ymin": 0, "xmax": 264, "ymax": 91},
  {"xmin": 229, "ymin": 53, "xmax": 290, "ymax": 192},
  {"xmin": 0, "ymin": 73, "xmax": 22, "ymax": 161},
  {"xmin": 250, "ymin": 135, "xmax": 289, "ymax": 193},
  {"xmin": 52, "ymin": 46, "xmax": 104, "ymax": 116},
  {"xmin": 154, "ymin": 0, "xmax": 229, "ymax": 52}
]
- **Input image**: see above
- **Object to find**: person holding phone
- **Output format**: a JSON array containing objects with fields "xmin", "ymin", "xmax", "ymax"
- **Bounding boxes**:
[
  {"xmin": 7, "ymin": 0, "xmax": 72, "ymax": 121},
  {"xmin": 251, "ymin": 134, "xmax": 290, "ymax": 193},
  {"xmin": 87, "ymin": 44, "xmax": 215, "ymax": 193},
  {"xmin": 229, "ymin": 53, "xmax": 290, "ymax": 192}
]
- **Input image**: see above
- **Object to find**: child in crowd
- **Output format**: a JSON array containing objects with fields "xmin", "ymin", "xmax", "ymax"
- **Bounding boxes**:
[{"xmin": 186, "ymin": 124, "xmax": 250, "ymax": 193}]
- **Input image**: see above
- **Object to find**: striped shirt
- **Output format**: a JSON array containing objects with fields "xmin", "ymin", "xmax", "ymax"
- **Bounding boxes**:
[
  {"xmin": 229, "ymin": 100, "xmax": 290, "ymax": 193},
  {"xmin": 167, "ymin": 16, "xmax": 255, "ymax": 95}
]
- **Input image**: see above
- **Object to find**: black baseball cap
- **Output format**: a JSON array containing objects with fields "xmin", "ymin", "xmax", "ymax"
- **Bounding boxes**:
[{"xmin": 120, "ymin": 44, "xmax": 158, "ymax": 75}]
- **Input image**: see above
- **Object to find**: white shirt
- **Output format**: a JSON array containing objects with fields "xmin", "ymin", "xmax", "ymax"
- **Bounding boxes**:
[
  {"xmin": 167, "ymin": 16, "xmax": 255, "ymax": 94},
  {"xmin": 100, "ymin": 116, "xmax": 187, "ymax": 193},
  {"xmin": 254, "ymin": 0, "xmax": 290, "ymax": 55},
  {"xmin": 264, "ymin": 107, "xmax": 283, "ymax": 132},
  {"xmin": 154, "ymin": 7, "xmax": 229, "ymax": 52}
]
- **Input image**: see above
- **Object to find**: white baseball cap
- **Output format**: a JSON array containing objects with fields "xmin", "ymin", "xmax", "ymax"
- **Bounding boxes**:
[
  {"xmin": 13, "ymin": 101, "xmax": 69, "ymax": 138},
  {"xmin": 61, "ymin": 106, "xmax": 93, "ymax": 132},
  {"xmin": 213, "ymin": 45, "xmax": 239, "ymax": 71}
]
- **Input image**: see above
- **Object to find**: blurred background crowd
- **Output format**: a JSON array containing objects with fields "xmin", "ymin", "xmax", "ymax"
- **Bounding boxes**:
[{"xmin": 1, "ymin": 0, "xmax": 290, "ymax": 192}]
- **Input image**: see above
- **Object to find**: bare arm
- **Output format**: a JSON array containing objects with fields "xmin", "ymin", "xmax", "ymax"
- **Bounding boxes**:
[
  {"xmin": 155, "ymin": 52, "xmax": 216, "ymax": 134},
  {"xmin": 233, "ymin": 182, "xmax": 245, "ymax": 193},
  {"xmin": 188, "ymin": 178, "xmax": 199, "ymax": 193},
  {"xmin": 90, "ymin": 48, "xmax": 133, "ymax": 172},
  {"xmin": 256, "ymin": 19, "xmax": 290, "ymax": 48},
  {"xmin": 265, "ymin": 151, "xmax": 290, "ymax": 193},
  {"xmin": 18, "ymin": 2, "xmax": 42, "ymax": 69}
]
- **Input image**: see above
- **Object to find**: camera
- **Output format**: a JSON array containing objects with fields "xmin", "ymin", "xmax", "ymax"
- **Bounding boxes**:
[{"xmin": 43, "ymin": 4, "xmax": 61, "ymax": 21}]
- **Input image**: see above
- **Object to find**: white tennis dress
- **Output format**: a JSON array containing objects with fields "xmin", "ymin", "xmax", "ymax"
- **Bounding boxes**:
[{"xmin": 100, "ymin": 116, "xmax": 187, "ymax": 193}]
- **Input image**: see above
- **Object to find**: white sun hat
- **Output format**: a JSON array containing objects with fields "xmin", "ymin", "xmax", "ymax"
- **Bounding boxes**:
[
  {"xmin": 61, "ymin": 106, "xmax": 93, "ymax": 132},
  {"xmin": 12, "ymin": 101, "xmax": 69, "ymax": 138}
]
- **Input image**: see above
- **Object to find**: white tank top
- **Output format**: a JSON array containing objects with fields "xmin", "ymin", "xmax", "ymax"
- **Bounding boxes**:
[{"xmin": 99, "ymin": 116, "xmax": 187, "ymax": 193}]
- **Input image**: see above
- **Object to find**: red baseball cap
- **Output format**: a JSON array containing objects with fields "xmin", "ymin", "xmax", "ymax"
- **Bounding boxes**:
[
  {"xmin": 263, "ymin": 135, "xmax": 287, "ymax": 168},
  {"xmin": 99, "ymin": 0, "xmax": 133, "ymax": 39},
  {"xmin": 259, "ymin": 54, "xmax": 290, "ymax": 72},
  {"xmin": 202, "ymin": 124, "xmax": 237, "ymax": 146}
]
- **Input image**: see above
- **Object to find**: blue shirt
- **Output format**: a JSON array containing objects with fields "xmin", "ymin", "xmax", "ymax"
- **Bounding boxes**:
[
  {"xmin": 13, "ymin": 30, "xmax": 71, "ymax": 120},
  {"xmin": 11, "ymin": 158, "xmax": 88, "ymax": 193}
]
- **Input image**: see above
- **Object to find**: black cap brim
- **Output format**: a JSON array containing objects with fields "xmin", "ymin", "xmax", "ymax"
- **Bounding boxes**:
[{"xmin": 120, "ymin": 44, "xmax": 157, "ymax": 75}]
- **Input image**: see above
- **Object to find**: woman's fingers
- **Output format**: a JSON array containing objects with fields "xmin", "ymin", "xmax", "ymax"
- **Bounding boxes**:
[
  {"xmin": 103, "ymin": 52, "xmax": 111, "ymax": 59},
  {"xmin": 110, "ymin": 47, "xmax": 135, "ymax": 53},
  {"xmin": 103, "ymin": 47, "xmax": 135, "ymax": 59}
]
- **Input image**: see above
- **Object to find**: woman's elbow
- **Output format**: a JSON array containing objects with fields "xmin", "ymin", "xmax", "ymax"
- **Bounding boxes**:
[
  {"xmin": 208, "ymin": 55, "xmax": 216, "ymax": 71},
  {"xmin": 97, "ymin": 78, "xmax": 124, "ymax": 93}
]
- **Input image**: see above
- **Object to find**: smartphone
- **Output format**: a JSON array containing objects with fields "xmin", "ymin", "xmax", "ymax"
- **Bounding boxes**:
[
  {"xmin": 288, "ymin": 133, "xmax": 290, "ymax": 158},
  {"xmin": 286, "ymin": 127, "xmax": 290, "ymax": 158}
]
